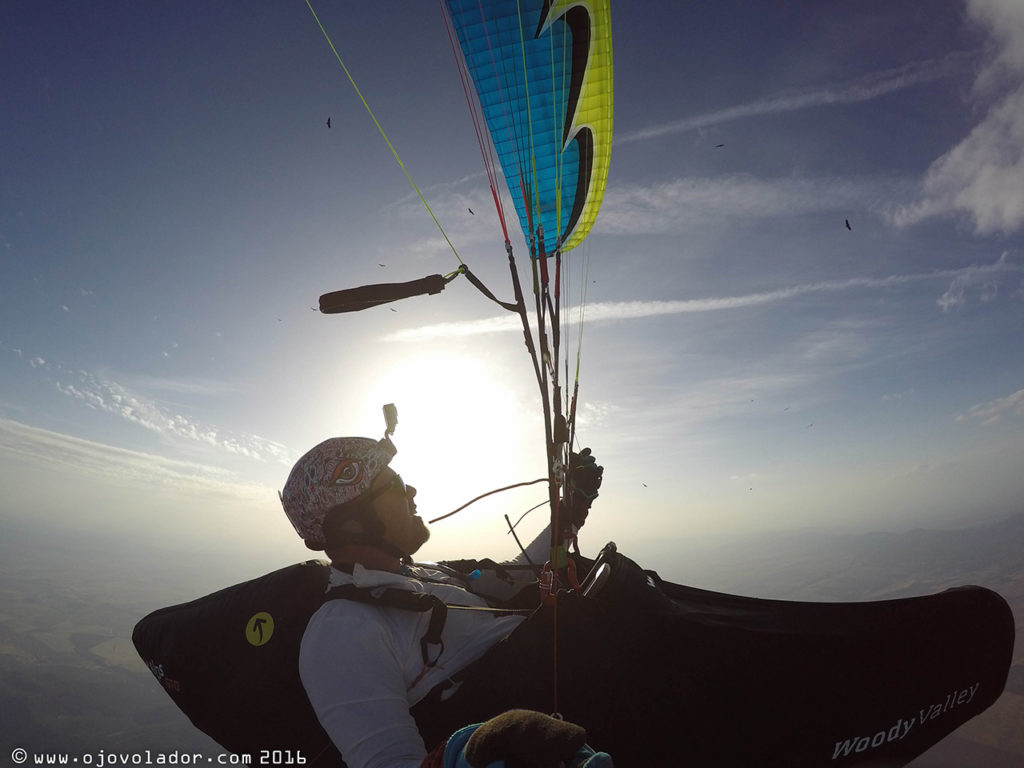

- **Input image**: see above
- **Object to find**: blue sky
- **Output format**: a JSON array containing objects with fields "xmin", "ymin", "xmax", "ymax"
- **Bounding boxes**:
[{"xmin": 2, "ymin": 1, "xmax": 1023, "ymax": 575}]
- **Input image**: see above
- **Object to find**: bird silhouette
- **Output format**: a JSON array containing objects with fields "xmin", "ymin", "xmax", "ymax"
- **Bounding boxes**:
[
  {"xmin": 715, "ymin": 143, "xmax": 725, "ymax": 148},
  {"xmin": 326, "ymin": 117, "xmax": 331, "ymax": 129},
  {"xmin": 468, "ymin": 208, "xmax": 474, "ymax": 215},
  {"xmin": 845, "ymin": 219, "xmax": 852, "ymax": 230}
]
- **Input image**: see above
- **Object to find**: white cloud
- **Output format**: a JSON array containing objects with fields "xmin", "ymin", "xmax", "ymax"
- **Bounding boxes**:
[
  {"xmin": 881, "ymin": 389, "xmax": 917, "ymax": 403},
  {"xmin": 891, "ymin": 1, "xmax": 1024, "ymax": 235},
  {"xmin": 937, "ymin": 251, "xmax": 1015, "ymax": 311},
  {"xmin": 595, "ymin": 175, "xmax": 904, "ymax": 235},
  {"xmin": 118, "ymin": 374, "xmax": 242, "ymax": 397},
  {"xmin": 9, "ymin": 355, "xmax": 298, "ymax": 465},
  {"xmin": 968, "ymin": 0, "xmax": 1024, "ymax": 93},
  {"xmin": 387, "ymin": 314, "xmax": 521, "ymax": 339},
  {"xmin": 382, "ymin": 176, "xmax": 496, "ymax": 262},
  {"xmin": 893, "ymin": 87, "xmax": 1024, "ymax": 234},
  {"xmin": 387, "ymin": 255, "xmax": 1021, "ymax": 340},
  {"xmin": 58, "ymin": 370, "xmax": 296, "ymax": 462},
  {"xmin": 573, "ymin": 399, "xmax": 620, "ymax": 432},
  {"xmin": 0, "ymin": 416, "xmax": 273, "ymax": 504},
  {"xmin": 616, "ymin": 54, "xmax": 971, "ymax": 145},
  {"xmin": 957, "ymin": 388, "xmax": 1024, "ymax": 425}
]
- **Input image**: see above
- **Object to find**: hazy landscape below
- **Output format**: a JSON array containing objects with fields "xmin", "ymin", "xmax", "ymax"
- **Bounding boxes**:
[{"xmin": 1, "ymin": 511, "xmax": 1020, "ymax": 765}]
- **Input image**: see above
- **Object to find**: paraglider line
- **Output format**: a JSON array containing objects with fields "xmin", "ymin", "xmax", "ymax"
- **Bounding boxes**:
[
  {"xmin": 441, "ymin": 2, "xmax": 511, "ymax": 242},
  {"xmin": 505, "ymin": 514, "xmax": 540, "ymax": 574},
  {"xmin": 428, "ymin": 477, "xmax": 548, "ymax": 524},
  {"xmin": 305, "ymin": 0, "xmax": 463, "ymax": 265}
]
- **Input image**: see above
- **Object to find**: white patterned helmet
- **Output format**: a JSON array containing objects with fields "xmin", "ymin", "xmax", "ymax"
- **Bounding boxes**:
[{"xmin": 280, "ymin": 436, "xmax": 396, "ymax": 550}]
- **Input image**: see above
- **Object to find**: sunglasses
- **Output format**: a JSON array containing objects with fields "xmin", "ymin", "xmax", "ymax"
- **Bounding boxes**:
[
  {"xmin": 323, "ymin": 473, "xmax": 408, "ymax": 528},
  {"xmin": 361, "ymin": 473, "xmax": 407, "ymax": 505}
]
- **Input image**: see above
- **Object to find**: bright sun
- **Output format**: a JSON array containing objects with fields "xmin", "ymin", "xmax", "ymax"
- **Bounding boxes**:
[{"xmin": 355, "ymin": 348, "xmax": 550, "ymax": 559}]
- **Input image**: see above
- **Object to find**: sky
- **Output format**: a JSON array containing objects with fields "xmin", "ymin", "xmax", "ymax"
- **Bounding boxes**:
[{"xmin": 2, "ymin": 0, "xmax": 1024, "ymax": 577}]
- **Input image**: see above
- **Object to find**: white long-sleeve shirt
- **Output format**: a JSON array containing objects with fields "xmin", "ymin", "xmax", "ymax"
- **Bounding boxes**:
[{"xmin": 299, "ymin": 528, "xmax": 550, "ymax": 768}]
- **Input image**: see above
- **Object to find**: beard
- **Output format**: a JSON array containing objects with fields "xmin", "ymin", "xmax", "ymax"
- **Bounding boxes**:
[{"xmin": 404, "ymin": 515, "xmax": 431, "ymax": 555}]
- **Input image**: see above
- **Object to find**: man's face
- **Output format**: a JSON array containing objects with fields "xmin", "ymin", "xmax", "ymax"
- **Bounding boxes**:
[{"xmin": 369, "ymin": 469, "xmax": 430, "ymax": 557}]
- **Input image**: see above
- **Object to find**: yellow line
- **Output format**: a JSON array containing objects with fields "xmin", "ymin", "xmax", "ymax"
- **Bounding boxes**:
[{"xmin": 305, "ymin": 0, "xmax": 463, "ymax": 265}]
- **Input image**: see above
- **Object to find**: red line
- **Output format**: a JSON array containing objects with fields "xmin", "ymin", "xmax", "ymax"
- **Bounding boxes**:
[{"xmin": 441, "ymin": 0, "xmax": 510, "ymax": 242}]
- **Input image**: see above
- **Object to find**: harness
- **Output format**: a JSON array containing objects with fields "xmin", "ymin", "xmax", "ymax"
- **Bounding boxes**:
[
  {"xmin": 325, "ymin": 580, "xmax": 534, "ymax": 669},
  {"xmin": 325, "ymin": 585, "xmax": 449, "ymax": 667},
  {"xmin": 131, "ymin": 559, "xmax": 539, "ymax": 765}
]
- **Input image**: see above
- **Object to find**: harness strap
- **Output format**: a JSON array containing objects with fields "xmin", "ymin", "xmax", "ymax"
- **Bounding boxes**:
[{"xmin": 326, "ymin": 585, "xmax": 448, "ymax": 667}]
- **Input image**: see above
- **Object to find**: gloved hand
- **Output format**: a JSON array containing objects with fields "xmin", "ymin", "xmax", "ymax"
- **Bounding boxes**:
[
  {"xmin": 436, "ymin": 709, "xmax": 610, "ymax": 768},
  {"xmin": 562, "ymin": 448, "xmax": 603, "ymax": 529}
]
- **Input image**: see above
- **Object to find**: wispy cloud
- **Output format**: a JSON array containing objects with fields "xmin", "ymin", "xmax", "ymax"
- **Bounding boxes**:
[
  {"xmin": 616, "ymin": 54, "xmax": 972, "ymax": 145},
  {"xmin": 2, "ymin": 346, "xmax": 296, "ymax": 466},
  {"xmin": 891, "ymin": 0, "xmax": 1024, "ymax": 235},
  {"xmin": 53, "ymin": 369, "xmax": 294, "ymax": 464},
  {"xmin": 392, "ymin": 140, "xmax": 911, "ymax": 249},
  {"xmin": 384, "ymin": 171, "xmax": 489, "ymax": 217},
  {"xmin": 957, "ymin": 388, "xmax": 1024, "ymax": 425},
  {"xmin": 382, "ymin": 173, "xmax": 498, "ymax": 262},
  {"xmin": 120, "ymin": 374, "xmax": 244, "ymax": 398},
  {"xmin": 386, "ymin": 255, "xmax": 1021, "ymax": 340},
  {"xmin": 594, "ymin": 175, "xmax": 908, "ymax": 235},
  {"xmin": 596, "ymin": 369, "xmax": 815, "ymax": 455},
  {"xmin": 936, "ymin": 252, "xmax": 1013, "ymax": 311},
  {"xmin": 881, "ymin": 389, "xmax": 918, "ymax": 403},
  {"xmin": 0, "ymin": 416, "xmax": 273, "ymax": 503}
]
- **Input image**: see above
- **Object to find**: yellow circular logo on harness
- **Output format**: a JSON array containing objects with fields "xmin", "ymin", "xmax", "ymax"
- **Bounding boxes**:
[{"xmin": 246, "ymin": 612, "xmax": 275, "ymax": 646}]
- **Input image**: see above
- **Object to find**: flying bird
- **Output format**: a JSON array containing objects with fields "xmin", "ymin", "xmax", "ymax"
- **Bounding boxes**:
[
  {"xmin": 378, "ymin": 263, "xmax": 386, "ymax": 267},
  {"xmin": 715, "ymin": 143, "xmax": 725, "ymax": 148},
  {"xmin": 468, "ymin": 208, "xmax": 474, "ymax": 215},
  {"xmin": 326, "ymin": 117, "xmax": 331, "ymax": 129},
  {"xmin": 845, "ymin": 219, "xmax": 852, "ymax": 230}
]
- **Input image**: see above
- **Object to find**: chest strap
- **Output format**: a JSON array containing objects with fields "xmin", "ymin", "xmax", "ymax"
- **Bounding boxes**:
[{"xmin": 325, "ymin": 584, "xmax": 448, "ymax": 667}]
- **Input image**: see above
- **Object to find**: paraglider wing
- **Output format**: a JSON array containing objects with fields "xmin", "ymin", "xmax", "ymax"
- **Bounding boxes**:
[{"xmin": 445, "ymin": 0, "xmax": 613, "ymax": 253}]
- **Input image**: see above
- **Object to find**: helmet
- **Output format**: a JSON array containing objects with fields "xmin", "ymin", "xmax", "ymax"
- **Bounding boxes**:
[{"xmin": 280, "ymin": 436, "xmax": 396, "ymax": 550}]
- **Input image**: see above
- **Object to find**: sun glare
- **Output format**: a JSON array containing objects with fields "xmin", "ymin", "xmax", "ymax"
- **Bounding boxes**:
[{"xmin": 350, "ymin": 348, "xmax": 549, "ymax": 558}]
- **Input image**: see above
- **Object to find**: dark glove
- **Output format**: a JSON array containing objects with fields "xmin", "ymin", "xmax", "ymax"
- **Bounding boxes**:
[
  {"xmin": 570, "ymin": 448, "xmax": 603, "ymax": 499},
  {"xmin": 465, "ymin": 709, "xmax": 610, "ymax": 768},
  {"xmin": 425, "ymin": 709, "xmax": 612, "ymax": 768},
  {"xmin": 562, "ymin": 448, "xmax": 603, "ymax": 529}
]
